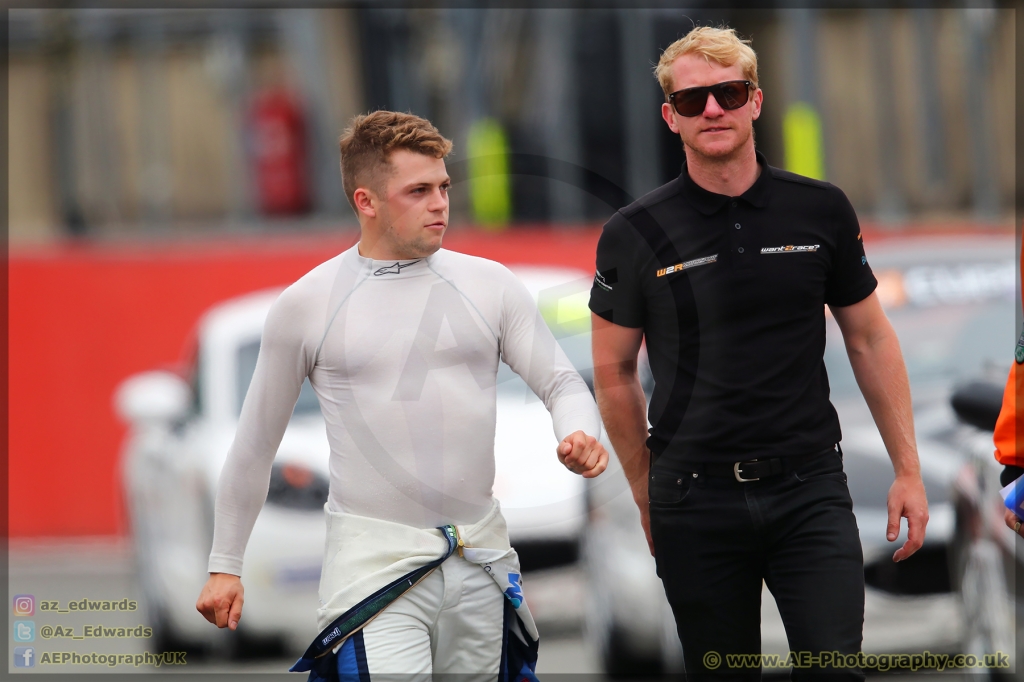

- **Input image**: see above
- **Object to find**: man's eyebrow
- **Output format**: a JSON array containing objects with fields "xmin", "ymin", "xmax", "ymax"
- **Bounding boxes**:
[{"xmin": 402, "ymin": 177, "xmax": 451, "ymax": 191}]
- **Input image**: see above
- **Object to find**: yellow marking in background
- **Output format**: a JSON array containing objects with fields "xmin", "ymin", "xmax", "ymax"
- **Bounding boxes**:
[
  {"xmin": 556, "ymin": 291, "xmax": 591, "ymax": 326},
  {"xmin": 539, "ymin": 290, "xmax": 592, "ymax": 336},
  {"xmin": 783, "ymin": 102, "xmax": 825, "ymax": 181},
  {"xmin": 467, "ymin": 118, "xmax": 512, "ymax": 229}
]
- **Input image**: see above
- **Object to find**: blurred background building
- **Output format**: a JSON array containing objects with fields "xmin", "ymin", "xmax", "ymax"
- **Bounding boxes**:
[{"xmin": 8, "ymin": 5, "xmax": 1018, "ymax": 243}]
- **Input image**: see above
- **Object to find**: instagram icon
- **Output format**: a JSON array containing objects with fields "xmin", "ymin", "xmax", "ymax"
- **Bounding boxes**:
[{"xmin": 13, "ymin": 595, "xmax": 34, "ymax": 616}]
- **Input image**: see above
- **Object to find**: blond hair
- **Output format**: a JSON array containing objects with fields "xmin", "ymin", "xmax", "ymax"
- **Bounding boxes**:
[
  {"xmin": 655, "ymin": 26, "xmax": 759, "ymax": 98},
  {"xmin": 339, "ymin": 110, "xmax": 453, "ymax": 210}
]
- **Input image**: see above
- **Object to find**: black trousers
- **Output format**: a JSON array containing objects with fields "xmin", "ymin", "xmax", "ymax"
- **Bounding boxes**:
[{"xmin": 649, "ymin": 450, "xmax": 865, "ymax": 681}]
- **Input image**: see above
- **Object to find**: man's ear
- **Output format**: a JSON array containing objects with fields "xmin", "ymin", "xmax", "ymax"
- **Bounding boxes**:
[
  {"xmin": 751, "ymin": 88, "xmax": 763, "ymax": 121},
  {"xmin": 661, "ymin": 102, "xmax": 680, "ymax": 134},
  {"xmin": 353, "ymin": 187, "xmax": 377, "ymax": 220}
]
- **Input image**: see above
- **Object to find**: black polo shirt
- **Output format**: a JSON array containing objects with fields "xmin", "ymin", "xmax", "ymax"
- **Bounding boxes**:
[{"xmin": 589, "ymin": 151, "xmax": 877, "ymax": 465}]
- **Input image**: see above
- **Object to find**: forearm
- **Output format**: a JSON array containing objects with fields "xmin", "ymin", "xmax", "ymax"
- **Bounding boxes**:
[
  {"xmin": 501, "ymin": 279, "xmax": 600, "ymax": 440},
  {"xmin": 208, "ymin": 395, "xmax": 298, "ymax": 574},
  {"xmin": 208, "ymin": 441, "xmax": 275, "ymax": 575},
  {"xmin": 541, "ymin": 356, "xmax": 601, "ymax": 440},
  {"xmin": 548, "ymin": 387, "xmax": 602, "ymax": 442},
  {"xmin": 519, "ymin": 356, "xmax": 601, "ymax": 442},
  {"xmin": 846, "ymin": 329, "xmax": 919, "ymax": 477},
  {"xmin": 594, "ymin": 365, "xmax": 650, "ymax": 491},
  {"xmin": 207, "ymin": 297, "xmax": 310, "ymax": 574}
]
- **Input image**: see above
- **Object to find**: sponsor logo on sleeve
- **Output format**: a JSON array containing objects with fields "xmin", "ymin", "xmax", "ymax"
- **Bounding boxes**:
[
  {"xmin": 1015, "ymin": 331, "xmax": 1024, "ymax": 365},
  {"xmin": 760, "ymin": 245, "xmax": 820, "ymax": 254},
  {"xmin": 594, "ymin": 270, "xmax": 613, "ymax": 291},
  {"xmin": 656, "ymin": 254, "xmax": 718, "ymax": 277}
]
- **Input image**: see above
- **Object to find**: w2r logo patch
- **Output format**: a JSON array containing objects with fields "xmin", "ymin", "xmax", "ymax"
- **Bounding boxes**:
[{"xmin": 656, "ymin": 254, "xmax": 717, "ymax": 277}]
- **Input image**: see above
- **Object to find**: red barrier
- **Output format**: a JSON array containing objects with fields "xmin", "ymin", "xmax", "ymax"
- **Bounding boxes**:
[{"xmin": 9, "ymin": 227, "xmax": 602, "ymax": 538}]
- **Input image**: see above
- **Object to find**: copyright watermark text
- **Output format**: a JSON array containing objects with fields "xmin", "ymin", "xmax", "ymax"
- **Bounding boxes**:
[{"xmin": 702, "ymin": 650, "xmax": 1010, "ymax": 672}]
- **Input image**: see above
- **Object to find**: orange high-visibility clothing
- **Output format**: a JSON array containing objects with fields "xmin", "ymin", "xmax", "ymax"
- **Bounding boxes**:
[{"xmin": 994, "ymin": 356, "xmax": 1024, "ymax": 467}]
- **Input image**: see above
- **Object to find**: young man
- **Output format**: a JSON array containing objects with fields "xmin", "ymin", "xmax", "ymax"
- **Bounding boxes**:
[
  {"xmin": 589, "ymin": 27, "xmax": 929, "ymax": 680},
  {"xmin": 196, "ymin": 110, "xmax": 607, "ymax": 677}
]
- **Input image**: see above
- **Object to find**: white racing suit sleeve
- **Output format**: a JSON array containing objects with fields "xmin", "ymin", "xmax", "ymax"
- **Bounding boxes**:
[
  {"xmin": 208, "ymin": 289, "xmax": 316, "ymax": 576},
  {"xmin": 498, "ymin": 272, "xmax": 601, "ymax": 442}
]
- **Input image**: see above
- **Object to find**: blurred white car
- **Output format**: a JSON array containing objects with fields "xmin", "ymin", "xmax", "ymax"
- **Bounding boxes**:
[
  {"xmin": 582, "ymin": 234, "xmax": 1016, "ymax": 675},
  {"xmin": 946, "ymin": 381, "xmax": 1021, "ymax": 671},
  {"xmin": 117, "ymin": 289, "xmax": 327, "ymax": 655},
  {"xmin": 116, "ymin": 264, "xmax": 604, "ymax": 655}
]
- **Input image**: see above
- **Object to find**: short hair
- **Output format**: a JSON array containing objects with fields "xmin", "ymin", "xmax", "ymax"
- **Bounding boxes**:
[
  {"xmin": 654, "ymin": 26, "xmax": 759, "ymax": 98},
  {"xmin": 338, "ymin": 110, "xmax": 453, "ymax": 210}
]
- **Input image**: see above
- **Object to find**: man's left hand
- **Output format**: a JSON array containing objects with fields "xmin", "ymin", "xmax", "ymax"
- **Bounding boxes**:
[
  {"xmin": 557, "ymin": 431, "xmax": 609, "ymax": 479},
  {"xmin": 886, "ymin": 473, "xmax": 929, "ymax": 562}
]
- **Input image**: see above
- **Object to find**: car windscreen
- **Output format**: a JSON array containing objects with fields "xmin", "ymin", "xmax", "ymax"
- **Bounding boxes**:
[
  {"xmin": 236, "ymin": 339, "xmax": 321, "ymax": 418},
  {"xmin": 824, "ymin": 261, "xmax": 1015, "ymax": 396}
]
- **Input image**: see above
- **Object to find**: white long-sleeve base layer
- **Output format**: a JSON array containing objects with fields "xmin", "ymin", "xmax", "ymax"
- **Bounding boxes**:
[{"xmin": 208, "ymin": 246, "xmax": 600, "ymax": 576}]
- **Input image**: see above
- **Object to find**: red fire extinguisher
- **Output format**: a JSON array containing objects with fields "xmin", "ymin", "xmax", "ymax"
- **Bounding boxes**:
[{"xmin": 249, "ymin": 87, "xmax": 311, "ymax": 216}]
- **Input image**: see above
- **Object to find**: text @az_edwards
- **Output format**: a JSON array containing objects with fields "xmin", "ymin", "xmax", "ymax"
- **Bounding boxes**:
[{"xmin": 40, "ymin": 624, "xmax": 152, "ymax": 639}]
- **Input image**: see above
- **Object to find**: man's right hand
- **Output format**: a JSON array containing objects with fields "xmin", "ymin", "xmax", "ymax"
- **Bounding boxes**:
[{"xmin": 196, "ymin": 573, "xmax": 244, "ymax": 630}]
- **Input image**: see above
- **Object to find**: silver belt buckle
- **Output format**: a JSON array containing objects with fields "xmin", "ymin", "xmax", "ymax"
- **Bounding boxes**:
[{"xmin": 733, "ymin": 460, "xmax": 760, "ymax": 483}]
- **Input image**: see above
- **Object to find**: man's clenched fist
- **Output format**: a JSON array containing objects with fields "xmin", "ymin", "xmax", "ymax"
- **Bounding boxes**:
[
  {"xmin": 196, "ymin": 573, "xmax": 244, "ymax": 630},
  {"xmin": 557, "ymin": 430, "xmax": 609, "ymax": 479}
]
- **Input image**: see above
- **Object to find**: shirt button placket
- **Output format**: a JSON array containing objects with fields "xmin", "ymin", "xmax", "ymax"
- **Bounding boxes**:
[{"xmin": 729, "ymin": 201, "xmax": 745, "ymax": 264}]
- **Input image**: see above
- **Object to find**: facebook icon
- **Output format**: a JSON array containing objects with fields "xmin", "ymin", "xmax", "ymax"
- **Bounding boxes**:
[{"xmin": 14, "ymin": 646, "xmax": 34, "ymax": 668}]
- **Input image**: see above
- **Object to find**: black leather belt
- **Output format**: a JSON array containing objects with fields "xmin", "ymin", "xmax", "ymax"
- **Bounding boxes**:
[{"xmin": 670, "ymin": 448, "xmax": 836, "ymax": 483}]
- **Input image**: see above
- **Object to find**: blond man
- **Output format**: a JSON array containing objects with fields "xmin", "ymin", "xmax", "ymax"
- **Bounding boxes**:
[
  {"xmin": 197, "ymin": 110, "xmax": 607, "ymax": 678},
  {"xmin": 590, "ymin": 27, "xmax": 927, "ymax": 680}
]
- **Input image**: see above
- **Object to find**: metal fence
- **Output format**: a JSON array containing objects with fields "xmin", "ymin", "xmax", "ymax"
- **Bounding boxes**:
[{"xmin": 8, "ymin": 6, "xmax": 1017, "ymax": 241}]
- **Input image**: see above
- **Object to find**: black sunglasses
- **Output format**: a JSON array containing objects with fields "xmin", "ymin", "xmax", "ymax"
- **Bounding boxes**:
[{"xmin": 667, "ymin": 80, "xmax": 753, "ymax": 117}]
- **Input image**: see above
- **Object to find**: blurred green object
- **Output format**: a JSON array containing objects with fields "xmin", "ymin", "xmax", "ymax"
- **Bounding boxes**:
[
  {"xmin": 467, "ymin": 119, "xmax": 512, "ymax": 229},
  {"xmin": 783, "ymin": 102, "xmax": 825, "ymax": 181},
  {"xmin": 538, "ymin": 289, "xmax": 592, "ymax": 337}
]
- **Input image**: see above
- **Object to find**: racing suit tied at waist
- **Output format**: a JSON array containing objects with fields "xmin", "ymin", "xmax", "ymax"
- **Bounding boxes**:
[{"xmin": 291, "ymin": 498, "xmax": 539, "ymax": 682}]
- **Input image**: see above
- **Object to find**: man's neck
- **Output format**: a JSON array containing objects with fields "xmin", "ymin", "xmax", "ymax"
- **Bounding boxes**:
[
  {"xmin": 358, "ymin": 240, "xmax": 413, "ymax": 262},
  {"xmin": 683, "ymin": 143, "xmax": 760, "ymax": 197},
  {"xmin": 356, "ymin": 225, "xmax": 433, "ymax": 261},
  {"xmin": 357, "ymin": 224, "xmax": 397, "ymax": 260}
]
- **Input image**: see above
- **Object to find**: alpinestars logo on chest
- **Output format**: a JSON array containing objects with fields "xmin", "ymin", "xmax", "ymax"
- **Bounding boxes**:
[
  {"xmin": 761, "ymin": 245, "xmax": 820, "ymax": 254},
  {"xmin": 374, "ymin": 260, "xmax": 422, "ymax": 276}
]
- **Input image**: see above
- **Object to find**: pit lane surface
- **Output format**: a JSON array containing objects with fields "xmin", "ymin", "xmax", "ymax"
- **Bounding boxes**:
[{"xmin": 8, "ymin": 538, "xmax": 979, "ymax": 679}]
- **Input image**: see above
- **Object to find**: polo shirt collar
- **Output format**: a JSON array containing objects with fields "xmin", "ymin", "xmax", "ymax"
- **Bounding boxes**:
[{"xmin": 679, "ymin": 150, "xmax": 773, "ymax": 215}]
